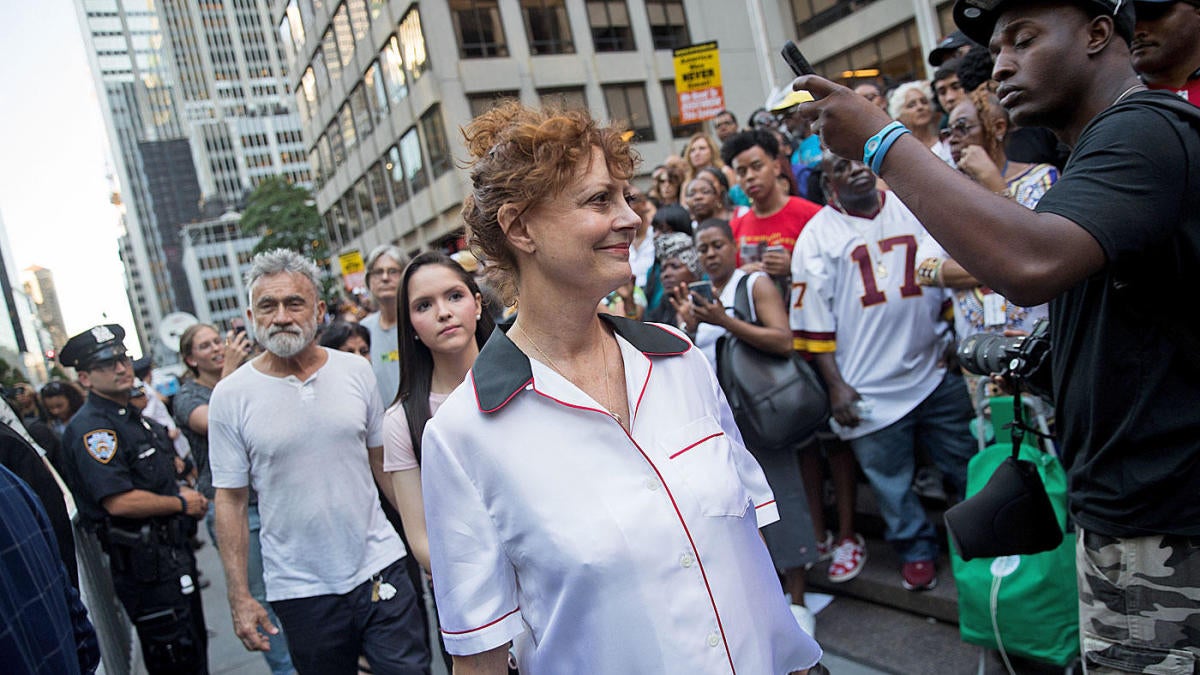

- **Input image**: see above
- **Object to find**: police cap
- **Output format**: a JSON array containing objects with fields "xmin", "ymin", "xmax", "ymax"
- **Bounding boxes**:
[{"xmin": 60, "ymin": 324, "xmax": 128, "ymax": 370}]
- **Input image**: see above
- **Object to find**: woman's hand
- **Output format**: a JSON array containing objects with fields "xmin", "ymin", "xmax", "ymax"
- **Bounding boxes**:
[
  {"xmin": 957, "ymin": 145, "xmax": 1006, "ymax": 193},
  {"xmin": 691, "ymin": 295, "xmax": 727, "ymax": 327},
  {"xmin": 221, "ymin": 330, "xmax": 251, "ymax": 378},
  {"xmin": 666, "ymin": 283, "xmax": 698, "ymax": 334}
]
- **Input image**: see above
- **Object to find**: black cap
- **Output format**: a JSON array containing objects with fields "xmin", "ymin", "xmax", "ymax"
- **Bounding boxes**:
[
  {"xmin": 928, "ymin": 31, "xmax": 975, "ymax": 67},
  {"xmin": 132, "ymin": 356, "xmax": 154, "ymax": 378},
  {"xmin": 60, "ymin": 324, "xmax": 128, "ymax": 370},
  {"xmin": 954, "ymin": 0, "xmax": 1135, "ymax": 47}
]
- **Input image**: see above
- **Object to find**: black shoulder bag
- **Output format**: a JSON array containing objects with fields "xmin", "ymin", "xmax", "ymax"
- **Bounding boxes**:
[{"xmin": 715, "ymin": 274, "xmax": 830, "ymax": 452}]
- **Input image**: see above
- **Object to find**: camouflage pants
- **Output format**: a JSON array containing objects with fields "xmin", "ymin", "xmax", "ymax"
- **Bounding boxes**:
[{"xmin": 1077, "ymin": 530, "xmax": 1200, "ymax": 674}]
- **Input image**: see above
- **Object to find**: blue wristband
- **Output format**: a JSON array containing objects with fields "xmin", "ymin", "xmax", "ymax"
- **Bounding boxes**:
[{"xmin": 862, "ymin": 121, "xmax": 910, "ymax": 174}]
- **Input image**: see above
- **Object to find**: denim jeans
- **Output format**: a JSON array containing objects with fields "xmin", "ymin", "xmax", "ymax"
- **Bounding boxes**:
[
  {"xmin": 207, "ymin": 504, "xmax": 295, "ymax": 674},
  {"xmin": 848, "ymin": 371, "xmax": 975, "ymax": 563}
]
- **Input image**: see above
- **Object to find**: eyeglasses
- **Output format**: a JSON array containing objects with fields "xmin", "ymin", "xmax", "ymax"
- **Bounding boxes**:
[
  {"xmin": 368, "ymin": 266, "xmax": 403, "ymax": 279},
  {"xmin": 939, "ymin": 120, "xmax": 980, "ymax": 140},
  {"xmin": 87, "ymin": 354, "xmax": 131, "ymax": 373}
]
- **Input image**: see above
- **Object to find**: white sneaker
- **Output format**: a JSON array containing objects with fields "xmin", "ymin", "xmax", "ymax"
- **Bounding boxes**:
[{"xmin": 790, "ymin": 603, "xmax": 816, "ymax": 637}]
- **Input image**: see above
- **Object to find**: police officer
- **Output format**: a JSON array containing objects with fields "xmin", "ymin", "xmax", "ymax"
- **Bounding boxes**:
[{"xmin": 61, "ymin": 324, "xmax": 210, "ymax": 674}]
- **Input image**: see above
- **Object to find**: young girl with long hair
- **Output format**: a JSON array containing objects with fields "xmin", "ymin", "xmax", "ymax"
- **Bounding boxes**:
[{"xmin": 381, "ymin": 252, "xmax": 496, "ymax": 572}]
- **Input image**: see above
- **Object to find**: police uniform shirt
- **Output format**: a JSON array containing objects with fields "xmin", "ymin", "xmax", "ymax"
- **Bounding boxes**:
[{"xmin": 63, "ymin": 393, "xmax": 179, "ymax": 527}]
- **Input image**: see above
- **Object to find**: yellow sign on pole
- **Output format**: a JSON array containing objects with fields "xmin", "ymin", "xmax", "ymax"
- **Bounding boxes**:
[
  {"xmin": 338, "ymin": 249, "xmax": 367, "ymax": 295},
  {"xmin": 673, "ymin": 41, "xmax": 724, "ymax": 124}
]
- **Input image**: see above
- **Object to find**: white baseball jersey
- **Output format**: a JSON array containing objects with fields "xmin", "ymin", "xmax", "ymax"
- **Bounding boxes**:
[{"xmin": 789, "ymin": 193, "xmax": 953, "ymax": 440}]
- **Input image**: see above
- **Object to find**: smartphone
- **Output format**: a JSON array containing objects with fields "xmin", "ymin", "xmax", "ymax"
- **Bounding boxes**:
[
  {"xmin": 766, "ymin": 245, "xmax": 788, "ymax": 256},
  {"xmin": 781, "ymin": 41, "xmax": 815, "ymax": 77},
  {"xmin": 688, "ymin": 280, "xmax": 714, "ymax": 303}
]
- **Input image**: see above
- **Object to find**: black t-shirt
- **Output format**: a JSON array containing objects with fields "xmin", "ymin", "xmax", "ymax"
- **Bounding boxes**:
[{"xmin": 1035, "ymin": 91, "xmax": 1200, "ymax": 537}]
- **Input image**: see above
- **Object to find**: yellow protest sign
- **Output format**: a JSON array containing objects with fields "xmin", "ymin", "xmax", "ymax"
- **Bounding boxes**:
[
  {"xmin": 339, "ymin": 249, "xmax": 367, "ymax": 295},
  {"xmin": 673, "ymin": 41, "xmax": 724, "ymax": 123}
]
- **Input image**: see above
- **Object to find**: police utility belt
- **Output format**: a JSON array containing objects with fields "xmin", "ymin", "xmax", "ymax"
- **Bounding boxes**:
[{"xmin": 102, "ymin": 516, "xmax": 191, "ymax": 583}]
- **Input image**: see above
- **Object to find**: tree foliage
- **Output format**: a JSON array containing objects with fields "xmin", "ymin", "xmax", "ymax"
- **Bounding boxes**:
[
  {"xmin": 0, "ymin": 357, "xmax": 28, "ymax": 387},
  {"xmin": 239, "ymin": 177, "xmax": 337, "ymax": 301}
]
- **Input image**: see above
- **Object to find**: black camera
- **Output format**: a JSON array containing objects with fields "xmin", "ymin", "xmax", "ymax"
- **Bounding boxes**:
[{"xmin": 957, "ymin": 319, "xmax": 1052, "ymax": 400}]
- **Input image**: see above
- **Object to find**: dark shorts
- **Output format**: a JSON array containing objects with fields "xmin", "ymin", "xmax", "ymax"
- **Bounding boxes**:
[
  {"xmin": 271, "ymin": 558, "xmax": 430, "ymax": 675},
  {"xmin": 1077, "ymin": 530, "xmax": 1200, "ymax": 674},
  {"xmin": 749, "ymin": 443, "xmax": 819, "ymax": 571}
]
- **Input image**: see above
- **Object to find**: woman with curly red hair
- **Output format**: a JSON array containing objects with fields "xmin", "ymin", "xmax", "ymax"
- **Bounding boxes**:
[{"xmin": 420, "ymin": 101, "xmax": 821, "ymax": 674}]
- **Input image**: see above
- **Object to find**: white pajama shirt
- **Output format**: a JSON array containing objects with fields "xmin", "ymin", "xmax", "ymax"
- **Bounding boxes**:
[{"xmin": 422, "ymin": 316, "xmax": 821, "ymax": 674}]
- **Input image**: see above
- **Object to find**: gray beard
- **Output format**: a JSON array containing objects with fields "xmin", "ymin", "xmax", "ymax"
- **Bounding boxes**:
[{"xmin": 262, "ymin": 322, "xmax": 316, "ymax": 358}]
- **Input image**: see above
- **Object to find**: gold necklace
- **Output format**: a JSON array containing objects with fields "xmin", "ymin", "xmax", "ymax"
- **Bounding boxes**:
[{"xmin": 512, "ymin": 324, "xmax": 622, "ymax": 425}]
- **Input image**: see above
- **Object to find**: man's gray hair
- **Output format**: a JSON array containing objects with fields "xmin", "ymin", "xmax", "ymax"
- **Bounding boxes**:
[
  {"xmin": 366, "ymin": 244, "xmax": 405, "ymax": 273},
  {"xmin": 245, "ymin": 249, "xmax": 322, "ymax": 302}
]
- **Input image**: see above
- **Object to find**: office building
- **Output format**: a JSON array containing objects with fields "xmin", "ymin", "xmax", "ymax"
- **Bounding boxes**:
[
  {"xmin": 0, "ymin": 213, "xmax": 47, "ymax": 382},
  {"xmin": 75, "ymin": 0, "xmax": 310, "ymax": 361},
  {"xmin": 180, "ymin": 211, "xmax": 261, "ymax": 331},
  {"xmin": 20, "ymin": 266, "xmax": 71, "ymax": 355},
  {"xmin": 273, "ymin": 0, "xmax": 961, "ymax": 266}
]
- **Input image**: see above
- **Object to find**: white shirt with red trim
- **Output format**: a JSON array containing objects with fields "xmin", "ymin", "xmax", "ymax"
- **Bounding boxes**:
[{"xmin": 421, "ymin": 317, "xmax": 821, "ymax": 674}]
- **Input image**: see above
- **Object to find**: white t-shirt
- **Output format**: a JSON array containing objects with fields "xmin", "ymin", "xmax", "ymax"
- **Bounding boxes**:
[
  {"xmin": 693, "ymin": 268, "xmax": 765, "ymax": 368},
  {"xmin": 208, "ymin": 348, "xmax": 404, "ymax": 601},
  {"xmin": 382, "ymin": 392, "xmax": 448, "ymax": 472},
  {"xmin": 422, "ymin": 318, "xmax": 821, "ymax": 673},
  {"xmin": 790, "ymin": 193, "xmax": 952, "ymax": 440}
]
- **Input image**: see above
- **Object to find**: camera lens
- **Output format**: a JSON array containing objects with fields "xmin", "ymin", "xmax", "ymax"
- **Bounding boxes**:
[{"xmin": 958, "ymin": 332, "xmax": 1020, "ymax": 376}]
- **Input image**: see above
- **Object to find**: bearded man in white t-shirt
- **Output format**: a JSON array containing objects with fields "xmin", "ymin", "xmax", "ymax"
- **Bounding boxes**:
[{"xmin": 209, "ymin": 249, "xmax": 430, "ymax": 674}]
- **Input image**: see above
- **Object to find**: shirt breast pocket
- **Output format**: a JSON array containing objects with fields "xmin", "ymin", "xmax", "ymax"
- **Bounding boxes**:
[
  {"xmin": 130, "ymin": 444, "xmax": 165, "ymax": 489},
  {"xmin": 661, "ymin": 416, "xmax": 750, "ymax": 518}
]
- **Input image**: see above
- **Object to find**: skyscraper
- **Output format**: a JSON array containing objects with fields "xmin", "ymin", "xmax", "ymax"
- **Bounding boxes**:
[
  {"xmin": 75, "ymin": 0, "xmax": 309, "ymax": 361},
  {"xmin": 20, "ymin": 266, "xmax": 70, "ymax": 355}
]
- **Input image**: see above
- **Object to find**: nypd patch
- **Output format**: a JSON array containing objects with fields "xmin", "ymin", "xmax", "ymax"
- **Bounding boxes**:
[{"xmin": 84, "ymin": 430, "xmax": 118, "ymax": 464}]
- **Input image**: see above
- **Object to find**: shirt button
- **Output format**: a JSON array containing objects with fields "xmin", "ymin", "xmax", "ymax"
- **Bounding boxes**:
[
  {"xmin": 707, "ymin": 633, "xmax": 720, "ymax": 647},
  {"xmin": 679, "ymin": 553, "xmax": 694, "ymax": 568},
  {"xmin": 644, "ymin": 478, "xmax": 658, "ymax": 491},
  {"xmin": 525, "ymin": 384, "xmax": 533, "ymax": 391}
]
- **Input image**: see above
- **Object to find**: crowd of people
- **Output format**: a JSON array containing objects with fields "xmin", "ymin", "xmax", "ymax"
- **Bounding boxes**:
[{"xmin": 2, "ymin": 0, "xmax": 1197, "ymax": 673}]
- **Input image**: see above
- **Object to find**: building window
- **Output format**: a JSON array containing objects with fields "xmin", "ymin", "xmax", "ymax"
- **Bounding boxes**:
[
  {"xmin": 300, "ymin": 67, "xmax": 317, "ymax": 119},
  {"xmin": 364, "ymin": 61, "xmax": 389, "ymax": 122},
  {"xmin": 354, "ymin": 176, "xmax": 375, "ymax": 226},
  {"xmin": 468, "ymin": 90, "xmax": 520, "ymax": 119},
  {"xmin": 586, "ymin": 0, "xmax": 635, "ymax": 52},
  {"xmin": 538, "ymin": 86, "xmax": 587, "ymax": 110},
  {"xmin": 366, "ymin": 160, "xmax": 392, "ymax": 218},
  {"xmin": 308, "ymin": 146, "xmax": 323, "ymax": 188},
  {"xmin": 322, "ymin": 27, "xmax": 341, "ymax": 82},
  {"xmin": 350, "ymin": 83, "xmax": 373, "ymax": 138},
  {"xmin": 313, "ymin": 46, "xmax": 331, "ymax": 92},
  {"xmin": 400, "ymin": 127, "xmax": 428, "ymax": 194},
  {"xmin": 419, "ymin": 106, "xmax": 453, "ymax": 178},
  {"xmin": 339, "ymin": 102, "xmax": 357, "ymax": 152},
  {"xmin": 386, "ymin": 146, "xmax": 409, "ymax": 204},
  {"xmin": 327, "ymin": 118, "xmax": 345, "ymax": 166},
  {"xmin": 333, "ymin": 3, "xmax": 356, "ymax": 69},
  {"xmin": 660, "ymin": 80, "xmax": 702, "ymax": 138},
  {"xmin": 342, "ymin": 192, "xmax": 363, "ymax": 238},
  {"xmin": 398, "ymin": 8, "xmax": 430, "ymax": 81},
  {"xmin": 603, "ymin": 82, "xmax": 654, "ymax": 141},
  {"xmin": 644, "ymin": 0, "xmax": 689, "ymax": 50},
  {"xmin": 451, "ymin": 0, "xmax": 509, "ymax": 58},
  {"xmin": 791, "ymin": 0, "xmax": 882, "ymax": 39},
  {"xmin": 522, "ymin": 0, "xmax": 574, "ymax": 55},
  {"xmin": 347, "ymin": 0, "xmax": 370, "ymax": 40},
  {"xmin": 318, "ymin": 133, "xmax": 334, "ymax": 180},
  {"xmin": 813, "ymin": 20, "xmax": 922, "ymax": 84},
  {"xmin": 381, "ymin": 35, "xmax": 408, "ymax": 105}
]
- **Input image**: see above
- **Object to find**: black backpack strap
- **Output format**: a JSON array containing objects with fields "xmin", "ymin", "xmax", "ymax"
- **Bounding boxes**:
[{"xmin": 732, "ymin": 273, "xmax": 754, "ymax": 325}]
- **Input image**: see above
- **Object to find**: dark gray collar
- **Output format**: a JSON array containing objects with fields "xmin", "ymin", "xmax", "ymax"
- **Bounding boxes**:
[{"xmin": 472, "ymin": 315, "xmax": 690, "ymax": 413}]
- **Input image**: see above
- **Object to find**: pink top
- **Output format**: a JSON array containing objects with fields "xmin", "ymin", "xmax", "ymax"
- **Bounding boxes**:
[{"xmin": 382, "ymin": 392, "xmax": 448, "ymax": 472}]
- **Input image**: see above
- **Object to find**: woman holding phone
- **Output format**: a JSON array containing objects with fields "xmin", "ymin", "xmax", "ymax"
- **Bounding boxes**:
[
  {"xmin": 671, "ymin": 218, "xmax": 821, "ymax": 632},
  {"xmin": 420, "ymin": 101, "xmax": 820, "ymax": 674}
]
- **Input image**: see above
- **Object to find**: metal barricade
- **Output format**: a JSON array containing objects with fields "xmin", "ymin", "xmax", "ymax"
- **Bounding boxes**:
[{"xmin": 74, "ymin": 521, "xmax": 136, "ymax": 675}]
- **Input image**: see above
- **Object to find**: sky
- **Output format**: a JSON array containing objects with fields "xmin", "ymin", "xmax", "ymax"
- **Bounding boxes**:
[{"xmin": 0, "ymin": 0, "xmax": 139, "ymax": 352}]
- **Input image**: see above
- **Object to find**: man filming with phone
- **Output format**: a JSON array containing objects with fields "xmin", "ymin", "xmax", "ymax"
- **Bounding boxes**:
[{"xmin": 790, "ymin": 0, "xmax": 1200, "ymax": 670}]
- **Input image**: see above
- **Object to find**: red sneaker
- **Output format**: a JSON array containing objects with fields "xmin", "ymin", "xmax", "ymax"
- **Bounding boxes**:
[
  {"xmin": 827, "ymin": 535, "xmax": 867, "ymax": 583},
  {"xmin": 815, "ymin": 530, "xmax": 834, "ymax": 561},
  {"xmin": 901, "ymin": 560, "xmax": 938, "ymax": 591}
]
